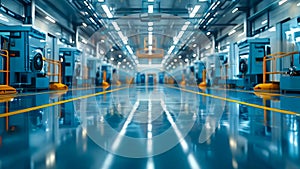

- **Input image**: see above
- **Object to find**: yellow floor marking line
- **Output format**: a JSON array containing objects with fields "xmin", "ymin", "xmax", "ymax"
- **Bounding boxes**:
[
  {"xmin": 0, "ymin": 87, "xmax": 128, "ymax": 118},
  {"xmin": 168, "ymin": 86, "xmax": 299, "ymax": 116},
  {"xmin": 206, "ymin": 86, "xmax": 300, "ymax": 99},
  {"xmin": 0, "ymin": 86, "xmax": 113, "ymax": 100}
]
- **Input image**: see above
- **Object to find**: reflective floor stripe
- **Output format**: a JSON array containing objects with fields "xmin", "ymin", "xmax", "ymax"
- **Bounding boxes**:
[
  {"xmin": 168, "ymin": 85, "xmax": 299, "ymax": 116},
  {"xmin": 0, "ymin": 87, "xmax": 128, "ymax": 118}
]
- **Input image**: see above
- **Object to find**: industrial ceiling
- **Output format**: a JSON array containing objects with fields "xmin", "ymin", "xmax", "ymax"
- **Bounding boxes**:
[{"xmin": 35, "ymin": 0, "xmax": 261, "ymax": 71}]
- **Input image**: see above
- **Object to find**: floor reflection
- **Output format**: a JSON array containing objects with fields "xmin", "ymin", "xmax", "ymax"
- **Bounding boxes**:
[{"xmin": 0, "ymin": 85, "xmax": 299, "ymax": 169}]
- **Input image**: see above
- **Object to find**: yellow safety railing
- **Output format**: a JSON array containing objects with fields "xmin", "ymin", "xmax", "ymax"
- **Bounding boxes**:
[
  {"xmin": 0, "ymin": 50, "xmax": 9, "ymax": 86},
  {"xmin": 44, "ymin": 58, "xmax": 68, "ymax": 90},
  {"xmin": 0, "ymin": 50, "xmax": 16, "ymax": 94},
  {"xmin": 254, "ymin": 51, "xmax": 299, "ymax": 91},
  {"xmin": 262, "ymin": 51, "xmax": 299, "ymax": 83},
  {"xmin": 45, "ymin": 58, "xmax": 62, "ymax": 84}
]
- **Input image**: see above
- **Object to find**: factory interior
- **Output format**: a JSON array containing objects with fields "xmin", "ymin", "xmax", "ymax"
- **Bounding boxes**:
[{"xmin": 0, "ymin": 0, "xmax": 300, "ymax": 169}]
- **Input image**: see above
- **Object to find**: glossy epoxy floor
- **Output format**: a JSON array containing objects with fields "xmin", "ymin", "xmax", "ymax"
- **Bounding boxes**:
[{"xmin": 0, "ymin": 85, "xmax": 300, "ymax": 169}]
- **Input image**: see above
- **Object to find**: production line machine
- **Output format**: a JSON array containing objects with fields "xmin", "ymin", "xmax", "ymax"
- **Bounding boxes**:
[
  {"xmin": 59, "ymin": 48, "xmax": 81, "ymax": 87},
  {"xmin": 236, "ymin": 38, "xmax": 270, "ymax": 89},
  {"xmin": 0, "ymin": 26, "xmax": 49, "ymax": 90}
]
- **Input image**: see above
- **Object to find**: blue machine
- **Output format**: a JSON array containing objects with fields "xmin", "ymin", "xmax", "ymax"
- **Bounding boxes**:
[
  {"xmin": 158, "ymin": 72, "xmax": 165, "ymax": 84},
  {"xmin": 194, "ymin": 61, "xmax": 206, "ymax": 84},
  {"xmin": 0, "ymin": 26, "xmax": 49, "ymax": 90},
  {"xmin": 135, "ymin": 72, "xmax": 141, "ymax": 84},
  {"xmin": 237, "ymin": 38, "xmax": 270, "ymax": 89},
  {"xmin": 140, "ymin": 73, "xmax": 146, "ymax": 84},
  {"xmin": 148, "ymin": 74, "xmax": 154, "ymax": 85},
  {"xmin": 59, "ymin": 48, "xmax": 81, "ymax": 87}
]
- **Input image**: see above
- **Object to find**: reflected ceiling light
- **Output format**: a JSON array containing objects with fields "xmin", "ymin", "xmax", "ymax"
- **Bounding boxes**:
[
  {"xmin": 148, "ymin": 22, "xmax": 154, "ymax": 26},
  {"xmin": 297, "ymin": 2, "xmax": 300, "ymax": 6},
  {"xmin": 148, "ymin": 27, "xmax": 153, "ymax": 32},
  {"xmin": 189, "ymin": 5, "xmax": 201, "ymax": 18},
  {"xmin": 101, "ymin": 5, "xmax": 113, "ymax": 18},
  {"xmin": 111, "ymin": 57, "xmax": 114, "ymax": 61},
  {"xmin": 193, "ymin": 54, "xmax": 197, "ymax": 57},
  {"xmin": 84, "ymin": 1, "xmax": 88, "ymax": 6},
  {"xmin": 148, "ymin": 32, "xmax": 153, "ymax": 45},
  {"xmin": 111, "ymin": 48, "xmax": 114, "ymax": 52},
  {"xmin": 193, "ymin": 44, "xmax": 197, "ymax": 47},
  {"xmin": 174, "ymin": 59, "xmax": 177, "ymax": 62},
  {"xmin": 232, "ymin": 8, "xmax": 238, "ymax": 13},
  {"xmin": 185, "ymin": 59, "xmax": 189, "ymax": 63},
  {"xmin": 123, "ymin": 59, "xmax": 127, "ymax": 62},
  {"xmin": 278, "ymin": 0, "xmax": 287, "ymax": 5},
  {"xmin": 206, "ymin": 32, "xmax": 211, "ymax": 36},
  {"xmin": 118, "ymin": 54, "xmax": 122, "ymax": 58},
  {"xmin": 45, "ymin": 16, "xmax": 56, "ymax": 23},
  {"xmin": 98, "ymin": 0, "xmax": 105, "ymax": 2},
  {"xmin": 82, "ymin": 23, "xmax": 87, "ymax": 27},
  {"xmin": 148, "ymin": 0, "xmax": 154, "ymax": 2},
  {"xmin": 118, "ymin": 62, "xmax": 121, "ymax": 65},
  {"xmin": 148, "ymin": 5, "xmax": 154, "ymax": 13}
]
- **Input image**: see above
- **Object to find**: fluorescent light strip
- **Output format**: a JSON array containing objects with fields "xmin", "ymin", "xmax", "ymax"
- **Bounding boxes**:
[
  {"xmin": 261, "ymin": 20, "xmax": 268, "ymax": 25},
  {"xmin": 211, "ymin": 1, "xmax": 220, "ymax": 10},
  {"xmin": 228, "ymin": 29, "xmax": 236, "ymax": 36},
  {"xmin": 207, "ymin": 17, "xmax": 214, "ymax": 24},
  {"xmin": 126, "ymin": 45, "xmax": 134, "ymax": 54},
  {"xmin": 168, "ymin": 45, "xmax": 175, "ymax": 54},
  {"xmin": 112, "ymin": 21, "xmax": 120, "ymax": 31},
  {"xmin": 45, "ymin": 16, "xmax": 56, "ymax": 23},
  {"xmin": 189, "ymin": 5, "xmax": 201, "ymax": 18},
  {"xmin": 232, "ymin": 8, "xmax": 238, "ymax": 13},
  {"xmin": 148, "ymin": 5, "xmax": 154, "ymax": 13},
  {"xmin": 182, "ymin": 24, "xmax": 189, "ymax": 31},
  {"xmin": 279, "ymin": 0, "xmax": 287, "ymax": 5},
  {"xmin": 101, "ymin": 5, "xmax": 113, "ymax": 18}
]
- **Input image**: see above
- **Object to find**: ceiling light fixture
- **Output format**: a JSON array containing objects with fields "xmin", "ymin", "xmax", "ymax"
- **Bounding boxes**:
[
  {"xmin": 189, "ymin": 5, "xmax": 201, "ymax": 18},
  {"xmin": 101, "ymin": 5, "xmax": 113, "ymax": 18},
  {"xmin": 232, "ymin": 8, "xmax": 238, "ymax": 13},
  {"xmin": 126, "ymin": 45, "xmax": 134, "ymax": 54},
  {"xmin": 278, "ymin": 0, "xmax": 287, "ymax": 5},
  {"xmin": 112, "ymin": 21, "xmax": 120, "ymax": 31},
  {"xmin": 261, "ymin": 20, "xmax": 268, "ymax": 25},
  {"xmin": 45, "ymin": 16, "xmax": 56, "ymax": 23},
  {"xmin": 228, "ymin": 29, "xmax": 236, "ymax": 36},
  {"xmin": 168, "ymin": 45, "xmax": 175, "ymax": 54}
]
